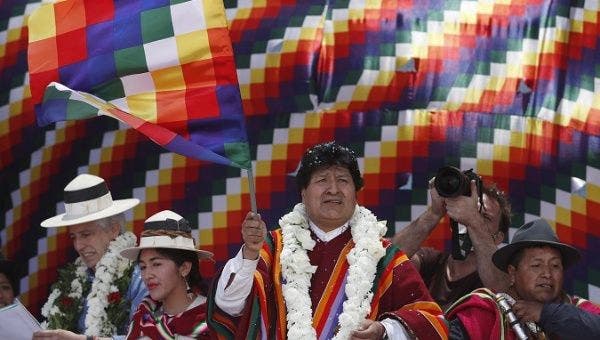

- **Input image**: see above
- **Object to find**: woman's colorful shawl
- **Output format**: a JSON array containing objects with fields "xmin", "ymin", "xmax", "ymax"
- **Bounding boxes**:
[
  {"xmin": 208, "ymin": 227, "xmax": 448, "ymax": 339},
  {"xmin": 127, "ymin": 296, "xmax": 212, "ymax": 339}
]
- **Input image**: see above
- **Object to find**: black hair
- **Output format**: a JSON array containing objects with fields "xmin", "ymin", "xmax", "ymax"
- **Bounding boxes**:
[
  {"xmin": 296, "ymin": 141, "xmax": 363, "ymax": 193},
  {"xmin": 0, "ymin": 264, "xmax": 18, "ymax": 296}
]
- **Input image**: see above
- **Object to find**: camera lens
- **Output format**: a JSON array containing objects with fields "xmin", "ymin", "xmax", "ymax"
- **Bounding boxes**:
[{"xmin": 434, "ymin": 166, "xmax": 468, "ymax": 198}]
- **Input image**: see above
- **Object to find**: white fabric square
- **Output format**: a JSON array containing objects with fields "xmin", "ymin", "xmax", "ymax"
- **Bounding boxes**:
[
  {"xmin": 121, "ymin": 73, "xmax": 156, "ymax": 96},
  {"xmin": 171, "ymin": 1, "xmax": 205, "ymax": 35},
  {"xmin": 143, "ymin": 37, "xmax": 180, "ymax": 72}
]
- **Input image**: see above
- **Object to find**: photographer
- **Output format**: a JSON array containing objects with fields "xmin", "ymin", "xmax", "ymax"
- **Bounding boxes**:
[{"xmin": 392, "ymin": 167, "xmax": 511, "ymax": 309}]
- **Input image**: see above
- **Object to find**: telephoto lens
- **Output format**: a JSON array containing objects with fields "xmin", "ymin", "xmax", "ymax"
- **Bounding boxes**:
[{"xmin": 433, "ymin": 166, "xmax": 471, "ymax": 198}]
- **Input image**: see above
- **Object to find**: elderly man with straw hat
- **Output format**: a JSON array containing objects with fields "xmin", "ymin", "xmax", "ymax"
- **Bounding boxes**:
[
  {"xmin": 33, "ymin": 174, "xmax": 147, "ymax": 340},
  {"xmin": 447, "ymin": 218, "xmax": 600, "ymax": 339}
]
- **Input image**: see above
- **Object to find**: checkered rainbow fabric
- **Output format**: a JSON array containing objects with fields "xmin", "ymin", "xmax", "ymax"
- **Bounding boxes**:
[{"xmin": 0, "ymin": 0, "xmax": 598, "ymax": 319}]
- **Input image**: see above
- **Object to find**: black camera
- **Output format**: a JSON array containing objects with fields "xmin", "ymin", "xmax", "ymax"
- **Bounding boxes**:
[
  {"xmin": 433, "ymin": 166, "xmax": 484, "ymax": 260},
  {"xmin": 434, "ymin": 166, "xmax": 482, "ymax": 198}
]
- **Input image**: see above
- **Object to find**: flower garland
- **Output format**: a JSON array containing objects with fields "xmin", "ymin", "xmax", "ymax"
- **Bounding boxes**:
[
  {"xmin": 41, "ymin": 232, "xmax": 136, "ymax": 336},
  {"xmin": 279, "ymin": 203, "xmax": 386, "ymax": 340}
]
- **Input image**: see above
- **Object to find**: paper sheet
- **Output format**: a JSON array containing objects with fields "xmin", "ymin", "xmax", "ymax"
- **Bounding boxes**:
[{"xmin": 0, "ymin": 299, "xmax": 42, "ymax": 340}]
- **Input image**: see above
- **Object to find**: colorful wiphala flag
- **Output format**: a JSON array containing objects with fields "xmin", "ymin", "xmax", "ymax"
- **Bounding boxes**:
[
  {"xmin": 0, "ymin": 0, "xmax": 598, "ymax": 319},
  {"xmin": 28, "ymin": 0, "xmax": 251, "ymax": 169}
]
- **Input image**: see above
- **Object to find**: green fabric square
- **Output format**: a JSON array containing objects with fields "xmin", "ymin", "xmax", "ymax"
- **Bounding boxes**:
[
  {"xmin": 540, "ymin": 185, "xmax": 556, "ymax": 203},
  {"xmin": 66, "ymin": 100, "xmax": 99, "ymax": 120},
  {"xmin": 141, "ymin": 6, "xmax": 174, "ymax": 43},
  {"xmin": 525, "ymin": 197, "xmax": 540, "ymax": 215},
  {"xmin": 224, "ymin": 142, "xmax": 251, "ymax": 169},
  {"xmin": 93, "ymin": 80, "xmax": 126, "ymax": 102},
  {"xmin": 115, "ymin": 46, "xmax": 148, "ymax": 77}
]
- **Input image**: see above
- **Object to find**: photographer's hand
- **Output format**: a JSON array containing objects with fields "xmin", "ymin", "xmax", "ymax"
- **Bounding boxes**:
[
  {"xmin": 391, "ymin": 177, "xmax": 446, "ymax": 258},
  {"xmin": 446, "ymin": 180, "xmax": 510, "ymax": 291}
]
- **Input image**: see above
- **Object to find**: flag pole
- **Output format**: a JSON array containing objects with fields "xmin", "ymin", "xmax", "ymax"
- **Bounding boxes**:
[{"xmin": 247, "ymin": 166, "xmax": 257, "ymax": 214}]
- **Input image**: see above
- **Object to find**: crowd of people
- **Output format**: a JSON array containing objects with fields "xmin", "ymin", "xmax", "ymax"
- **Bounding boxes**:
[{"xmin": 2, "ymin": 141, "xmax": 599, "ymax": 339}]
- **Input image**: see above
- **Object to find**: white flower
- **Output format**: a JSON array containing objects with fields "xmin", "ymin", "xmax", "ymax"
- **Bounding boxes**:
[
  {"xmin": 43, "ymin": 232, "xmax": 136, "ymax": 336},
  {"xmin": 280, "ymin": 203, "xmax": 386, "ymax": 340}
]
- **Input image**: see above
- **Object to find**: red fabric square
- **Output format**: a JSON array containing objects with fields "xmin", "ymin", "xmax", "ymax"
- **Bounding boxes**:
[
  {"xmin": 185, "ymin": 87, "xmax": 219, "ymax": 119},
  {"xmin": 28, "ymin": 38, "xmax": 58, "ymax": 73},
  {"xmin": 84, "ymin": 0, "xmax": 114, "ymax": 25},
  {"xmin": 29, "ymin": 68, "xmax": 60, "ymax": 104},
  {"xmin": 55, "ymin": 0, "xmax": 86, "ymax": 35},
  {"xmin": 56, "ymin": 28, "xmax": 87, "ymax": 66}
]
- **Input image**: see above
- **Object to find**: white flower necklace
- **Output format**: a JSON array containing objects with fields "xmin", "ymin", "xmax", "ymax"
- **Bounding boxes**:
[
  {"xmin": 279, "ymin": 203, "xmax": 386, "ymax": 340},
  {"xmin": 41, "ymin": 232, "xmax": 136, "ymax": 336}
]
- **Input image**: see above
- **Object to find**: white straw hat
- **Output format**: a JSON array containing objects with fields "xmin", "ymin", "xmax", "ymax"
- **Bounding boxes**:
[
  {"xmin": 40, "ymin": 174, "xmax": 139, "ymax": 228},
  {"xmin": 120, "ymin": 210, "xmax": 213, "ymax": 260}
]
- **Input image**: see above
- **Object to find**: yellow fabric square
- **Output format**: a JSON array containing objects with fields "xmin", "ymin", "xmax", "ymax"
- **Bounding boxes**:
[
  {"xmin": 201, "ymin": 0, "xmax": 227, "ymax": 29},
  {"xmin": 240, "ymin": 84, "xmax": 250, "ymax": 99},
  {"xmin": 272, "ymin": 144, "xmax": 288, "ymax": 160},
  {"xmin": 152, "ymin": 66, "xmax": 186, "ymax": 91},
  {"xmin": 397, "ymin": 125, "xmax": 414, "ymax": 141},
  {"xmin": 176, "ymin": 30, "xmax": 210, "ymax": 64},
  {"xmin": 266, "ymin": 55, "xmax": 281, "ymax": 68},
  {"xmin": 305, "ymin": 112, "xmax": 322, "ymax": 128},
  {"xmin": 0, "ymin": 120, "xmax": 7, "ymax": 136},
  {"xmin": 476, "ymin": 159, "xmax": 493, "ymax": 176},
  {"xmin": 159, "ymin": 169, "xmax": 172, "ymax": 185},
  {"xmin": 583, "ymin": 9, "xmax": 598, "ymax": 23},
  {"xmin": 198, "ymin": 229, "xmax": 213, "ymax": 246},
  {"xmin": 299, "ymin": 27, "xmax": 318, "ymax": 40},
  {"xmin": 510, "ymin": 131, "xmax": 526, "ymax": 148},
  {"xmin": 28, "ymin": 4, "xmax": 56, "ymax": 42},
  {"xmin": 353, "ymin": 86, "xmax": 371, "ymax": 101},
  {"xmin": 493, "ymin": 145, "xmax": 510, "ymax": 162},
  {"xmin": 251, "ymin": 68, "xmax": 265, "ymax": 83},
  {"xmin": 288, "ymin": 128, "xmax": 304, "ymax": 143},
  {"xmin": 364, "ymin": 157, "xmax": 380, "ymax": 173},
  {"xmin": 588, "ymin": 185, "xmax": 600, "ymax": 203},
  {"xmin": 146, "ymin": 186, "xmax": 158, "ymax": 202},
  {"xmin": 570, "ymin": 196, "xmax": 586, "ymax": 215},
  {"xmin": 126, "ymin": 93, "xmax": 158, "ymax": 122},
  {"xmin": 255, "ymin": 160, "xmax": 271, "ymax": 176},
  {"xmin": 555, "ymin": 207, "xmax": 571, "ymax": 226},
  {"xmin": 0, "ymin": 44, "xmax": 5, "ymax": 58},
  {"xmin": 381, "ymin": 141, "xmax": 397, "ymax": 157},
  {"xmin": 227, "ymin": 194, "xmax": 241, "ymax": 210},
  {"xmin": 213, "ymin": 212, "xmax": 227, "ymax": 228},
  {"xmin": 281, "ymin": 40, "xmax": 299, "ymax": 53}
]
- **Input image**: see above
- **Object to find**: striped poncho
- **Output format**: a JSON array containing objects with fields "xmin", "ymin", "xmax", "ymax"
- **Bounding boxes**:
[{"xmin": 209, "ymin": 226, "xmax": 448, "ymax": 339}]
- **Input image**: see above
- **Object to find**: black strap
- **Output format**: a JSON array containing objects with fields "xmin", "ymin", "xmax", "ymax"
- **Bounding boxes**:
[
  {"xmin": 144, "ymin": 218, "xmax": 191, "ymax": 233},
  {"xmin": 64, "ymin": 181, "xmax": 109, "ymax": 203}
]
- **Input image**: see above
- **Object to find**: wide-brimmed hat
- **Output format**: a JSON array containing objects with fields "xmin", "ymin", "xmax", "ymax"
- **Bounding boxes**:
[
  {"xmin": 0, "ymin": 253, "xmax": 19, "ymax": 295},
  {"xmin": 492, "ymin": 219, "xmax": 580, "ymax": 272},
  {"xmin": 120, "ymin": 210, "xmax": 213, "ymax": 260},
  {"xmin": 41, "ymin": 174, "xmax": 139, "ymax": 228}
]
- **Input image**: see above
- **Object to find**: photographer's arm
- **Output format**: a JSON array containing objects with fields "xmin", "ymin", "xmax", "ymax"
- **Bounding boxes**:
[
  {"xmin": 392, "ymin": 180, "xmax": 445, "ymax": 258},
  {"xmin": 445, "ymin": 181, "xmax": 510, "ymax": 292}
]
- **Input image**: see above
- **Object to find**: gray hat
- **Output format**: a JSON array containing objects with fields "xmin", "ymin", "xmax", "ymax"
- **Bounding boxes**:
[{"xmin": 492, "ymin": 218, "xmax": 580, "ymax": 272}]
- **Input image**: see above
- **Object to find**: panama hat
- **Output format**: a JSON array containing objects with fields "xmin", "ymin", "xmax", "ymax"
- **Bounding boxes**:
[
  {"xmin": 120, "ymin": 210, "xmax": 213, "ymax": 260},
  {"xmin": 492, "ymin": 218, "xmax": 580, "ymax": 272},
  {"xmin": 41, "ymin": 174, "xmax": 139, "ymax": 228}
]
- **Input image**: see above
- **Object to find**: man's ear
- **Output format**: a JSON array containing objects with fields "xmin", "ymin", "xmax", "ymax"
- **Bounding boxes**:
[
  {"xmin": 109, "ymin": 221, "xmax": 120, "ymax": 238},
  {"xmin": 300, "ymin": 189, "xmax": 306, "ymax": 203}
]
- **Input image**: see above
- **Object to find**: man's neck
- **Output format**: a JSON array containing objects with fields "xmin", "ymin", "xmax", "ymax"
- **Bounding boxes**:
[{"xmin": 309, "ymin": 220, "xmax": 349, "ymax": 242}]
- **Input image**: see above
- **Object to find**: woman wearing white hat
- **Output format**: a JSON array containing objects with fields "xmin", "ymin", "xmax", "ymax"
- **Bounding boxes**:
[
  {"xmin": 121, "ymin": 210, "xmax": 214, "ymax": 339},
  {"xmin": 33, "ymin": 174, "xmax": 147, "ymax": 340}
]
